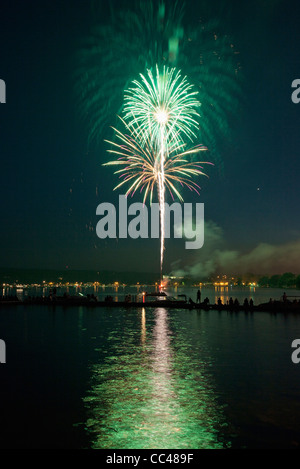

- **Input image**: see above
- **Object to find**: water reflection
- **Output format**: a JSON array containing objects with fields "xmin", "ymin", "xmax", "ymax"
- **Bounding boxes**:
[
  {"xmin": 141, "ymin": 307, "xmax": 146, "ymax": 345},
  {"xmin": 16, "ymin": 287, "xmax": 23, "ymax": 301},
  {"xmin": 214, "ymin": 286, "xmax": 255, "ymax": 306},
  {"xmin": 83, "ymin": 308, "xmax": 230, "ymax": 448},
  {"xmin": 214, "ymin": 286, "xmax": 230, "ymax": 306}
]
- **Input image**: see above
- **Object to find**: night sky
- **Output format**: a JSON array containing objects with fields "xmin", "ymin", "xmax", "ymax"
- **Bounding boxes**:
[{"xmin": 1, "ymin": 0, "xmax": 300, "ymax": 277}]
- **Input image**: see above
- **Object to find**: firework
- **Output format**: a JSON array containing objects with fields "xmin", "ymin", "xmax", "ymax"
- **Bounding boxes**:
[
  {"xmin": 113, "ymin": 65, "xmax": 205, "ymax": 275},
  {"xmin": 108, "ymin": 65, "xmax": 204, "ymax": 276},
  {"xmin": 74, "ymin": 0, "xmax": 238, "ymax": 275}
]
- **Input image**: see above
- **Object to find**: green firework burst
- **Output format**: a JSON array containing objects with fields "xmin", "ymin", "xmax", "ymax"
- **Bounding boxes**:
[{"xmin": 74, "ymin": 0, "xmax": 242, "ymax": 170}]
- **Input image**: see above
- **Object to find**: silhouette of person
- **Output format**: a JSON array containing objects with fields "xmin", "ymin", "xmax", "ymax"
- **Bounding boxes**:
[
  {"xmin": 283, "ymin": 292, "xmax": 287, "ymax": 302},
  {"xmin": 197, "ymin": 289, "xmax": 201, "ymax": 303}
]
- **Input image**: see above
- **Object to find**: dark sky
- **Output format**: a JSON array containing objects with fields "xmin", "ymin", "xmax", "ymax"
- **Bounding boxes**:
[{"xmin": 1, "ymin": 0, "xmax": 300, "ymax": 276}]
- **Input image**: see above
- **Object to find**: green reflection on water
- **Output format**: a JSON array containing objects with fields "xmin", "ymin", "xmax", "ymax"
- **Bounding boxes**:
[{"xmin": 84, "ymin": 308, "xmax": 230, "ymax": 449}]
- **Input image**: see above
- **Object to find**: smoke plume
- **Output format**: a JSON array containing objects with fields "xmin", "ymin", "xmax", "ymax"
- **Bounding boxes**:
[{"xmin": 171, "ymin": 220, "xmax": 300, "ymax": 278}]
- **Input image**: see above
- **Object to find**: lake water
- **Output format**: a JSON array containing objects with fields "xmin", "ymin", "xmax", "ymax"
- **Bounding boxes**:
[{"xmin": 1, "ymin": 286, "xmax": 300, "ymax": 449}]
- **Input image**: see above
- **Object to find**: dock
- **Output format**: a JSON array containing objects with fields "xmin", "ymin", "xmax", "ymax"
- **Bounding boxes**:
[{"xmin": 1, "ymin": 296, "xmax": 300, "ymax": 313}]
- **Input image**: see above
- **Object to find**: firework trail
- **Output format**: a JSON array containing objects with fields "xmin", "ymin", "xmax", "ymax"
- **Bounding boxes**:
[{"xmin": 104, "ymin": 113, "xmax": 209, "ymax": 277}]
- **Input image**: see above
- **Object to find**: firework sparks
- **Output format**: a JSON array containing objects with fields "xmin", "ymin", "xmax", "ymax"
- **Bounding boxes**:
[
  {"xmin": 104, "ymin": 118, "xmax": 208, "ymax": 203},
  {"xmin": 123, "ymin": 65, "xmax": 201, "ymax": 147}
]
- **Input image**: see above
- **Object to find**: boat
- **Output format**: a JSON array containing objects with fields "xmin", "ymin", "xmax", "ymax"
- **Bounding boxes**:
[{"xmin": 142, "ymin": 291, "xmax": 187, "ymax": 305}]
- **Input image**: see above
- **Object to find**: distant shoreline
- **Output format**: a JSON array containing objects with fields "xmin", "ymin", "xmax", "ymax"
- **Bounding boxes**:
[{"xmin": 1, "ymin": 268, "xmax": 300, "ymax": 290}]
